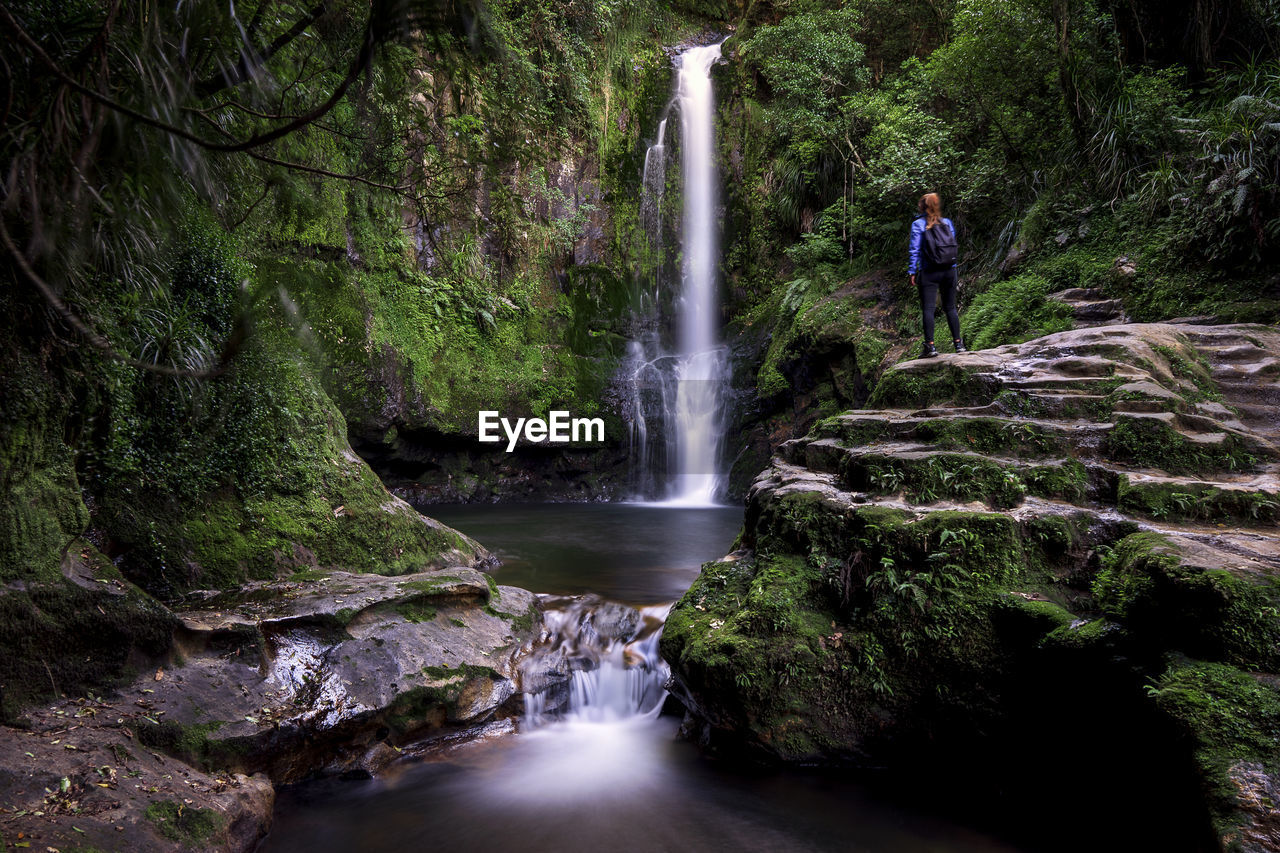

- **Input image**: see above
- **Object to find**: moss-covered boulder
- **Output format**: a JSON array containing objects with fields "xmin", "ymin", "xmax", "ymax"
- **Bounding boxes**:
[
  {"xmin": 664, "ymin": 321, "xmax": 1280, "ymax": 850},
  {"xmin": 0, "ymin": 350, "xmax": 178, "ymax": 719},
  {"xmin": 90, "ymin": 321, "xmax": 492, "ymax": 598}
]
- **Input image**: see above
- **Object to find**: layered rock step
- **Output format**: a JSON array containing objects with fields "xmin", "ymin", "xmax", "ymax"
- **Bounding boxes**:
[
  {"xmin": 663, "ymin": 322, "xmax": 1280, "ymax": 852},
  {"xmin": 863, "ymin": 323, "xmax": 1280, "ymax": 509},
  {"xmin": 1047, "ymin": 286, "xmax": 1127, "ymax": 327}
]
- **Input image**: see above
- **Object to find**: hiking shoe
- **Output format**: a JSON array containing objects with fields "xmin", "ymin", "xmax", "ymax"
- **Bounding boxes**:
[
  {"xmin": 954, "ymin": 339, "xmax": 968, "ymax": 353},
  {"xmin": 920, "ymin": 342, "xmax": 939, "ymax": 358}
]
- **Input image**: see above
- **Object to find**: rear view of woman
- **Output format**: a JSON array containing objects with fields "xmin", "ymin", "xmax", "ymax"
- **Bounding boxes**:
[{"xmin": 908, "ymin": 193, "xmax": 965, "ymax": 358}]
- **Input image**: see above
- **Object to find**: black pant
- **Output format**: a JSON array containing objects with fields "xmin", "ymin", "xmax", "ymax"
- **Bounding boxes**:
[{"xmin": 918, "ymin": 266, "xmax": 960, "ymax": 343}]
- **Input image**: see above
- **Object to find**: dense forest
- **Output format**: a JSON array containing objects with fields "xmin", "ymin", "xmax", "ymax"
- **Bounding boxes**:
[{"xmin": 2, "ymin": 0, "xmax": 1279, "ymax": 851}]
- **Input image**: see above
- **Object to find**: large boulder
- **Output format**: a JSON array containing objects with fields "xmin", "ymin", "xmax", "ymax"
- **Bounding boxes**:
[
  {"xmin": 663, "ymin": 322, "xmax": 1280, "ymax": 850},
  {"xmin": 0, "ymin": 565, "xmax": 545, "ymax": 850}
]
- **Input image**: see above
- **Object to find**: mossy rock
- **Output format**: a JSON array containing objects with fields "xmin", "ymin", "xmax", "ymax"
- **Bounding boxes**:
[
  {"xmin": 1116, "ymin": 476, "xmax": 1279, "ymax": 527},
  {"xmin": 1093, "ymin": 532, "xmax": 1280, "ymax": 671},
  {"xmin": 867, "ymin": 361, "xmax": 999, "ymax": 410},
  {"xmin": 145, "ymin": 799, "xmax": 226, "ymax": 845},
  {"xmin": 0, "ymin": 573, "xmax": 176, "ymax": 721},
  {"xmin": 665, "ymin": 503, "xmax": 1081, "ymax": 763},
  {"xmin": 1104, "ymin": 415, "xmax": 1259, "ymax": 474},
  {"xmin": 1148, "ymin": 661, "xmax": 1280, "ymax": 848}
]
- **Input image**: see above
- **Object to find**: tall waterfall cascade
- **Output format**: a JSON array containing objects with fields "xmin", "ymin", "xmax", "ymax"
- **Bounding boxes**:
[{"xmin": 626, "ymin": 42, "xmax": 729, "ymax": 506}]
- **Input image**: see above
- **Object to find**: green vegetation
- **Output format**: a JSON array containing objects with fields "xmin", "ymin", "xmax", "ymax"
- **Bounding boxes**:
[
  {"xmin": 960, "ymin": 274, "xmax": 1075, "ymax": 351},
  {"xmin": 1117, "ymin": 478, "xmax": 1279, "ymax": 526},
  {"xmin": 851, "ymin": 452, "xmax": 1087, "ymax": 508},
  {"xmin": 1093, "ymin": 532, "xmax": 1280, "ymax": 670},
  {"xmin": 1150, "ymin": 662, "xmax": 1280, "ymax": 841},
  {"xmin": 145, "ymin": 800, "xmax": 225, "ymax": 846},
  {"xmin": 719, "ymin": 0, "xmax": 1279, "ymax": 424},
  {"xmin": 0, "ymin": 0, "xmax": 695, "ymax": 617},
  {"xmin": 1105, "ymin": 416, "xmax": 1258, "ymax": 473},
  {"xmin": 662, "ymin": 494, "xmax": 1087, "ymax": 760}
]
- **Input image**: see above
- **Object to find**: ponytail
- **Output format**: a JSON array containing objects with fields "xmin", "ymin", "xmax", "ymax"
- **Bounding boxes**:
[{"xmin": 918, "ymin": 192, "xmax": 942, "ymax": 229}]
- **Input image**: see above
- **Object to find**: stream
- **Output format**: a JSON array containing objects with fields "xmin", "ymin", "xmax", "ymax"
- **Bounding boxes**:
[{"xmin": 261, "ymin": 504, "xmax": 1023, "ymax": 853}]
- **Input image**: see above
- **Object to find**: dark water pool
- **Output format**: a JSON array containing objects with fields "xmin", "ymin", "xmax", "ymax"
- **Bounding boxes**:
[
  {"xmin": 263, "ymin": 714, "xmax": 1020, "ymax": 853},
  {"xmin": 428, "ymin": 502, "xmax": 744, "ymax": 603},
  {"xmin": 259, "ymin": 503, "xmax": 1058, "ymax": 853}
]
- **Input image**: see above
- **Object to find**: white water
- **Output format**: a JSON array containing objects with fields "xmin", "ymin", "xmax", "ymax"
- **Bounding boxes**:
[
  {"xmin": 522, "ymin": 596, "xmax": 671, "ymax": 726},
  {"xmin": 505, "ymin": 597, "xmax": 673, "ymax": 801},
  {"xmin": 627, "ymin": 42, "xmax": 728, "ymax": 507}
]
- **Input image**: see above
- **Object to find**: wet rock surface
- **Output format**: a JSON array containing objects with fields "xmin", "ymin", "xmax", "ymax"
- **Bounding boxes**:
[
  {"xmin": 0, "ymin": 566, "xmax": 544, "ymax": 849},
  {"xmin": 663, "ymin": 322, "xmax": 1280, "ymax": 850}
]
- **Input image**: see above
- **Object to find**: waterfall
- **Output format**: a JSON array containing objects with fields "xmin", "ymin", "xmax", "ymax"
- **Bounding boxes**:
[
  {"xmin": 626, "ymin": 41, "xmax": 728, "ymax": 506},
  {"xmin": 521, "ymin": 596, "xmax": 671, "ymax": 726}
]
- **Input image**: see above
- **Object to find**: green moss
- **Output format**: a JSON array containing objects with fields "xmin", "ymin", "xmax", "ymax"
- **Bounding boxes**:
[
  {"xmin": 0, "ymin": 567, "xmax": 175, "ymax": 721},
  {"xmin": 1152, "ymin": 344, "xmax": 1223, "ymax": 403},
  {"xmin": 145, "ymin": 800, "xmax": 225, "ymax": 845},
  {"xmin": 1105, "ymin": 416, "xmax": 1258, "ymax": 474},
  {"xmin": 134, "ymin": 719, "xmax": 249, "ymax": 771},
  {"xmin": 394, "ymin": 600, "xmax": 438, "ymax": 623},
  {"xmin": 1149, "ymin": 661, "xmax": 1280, "ymax": 841},
  {"xmin": 814, "ymin": 415, "xmax": 1069, "ymax": 459},
  {"xmin": 847, "ymin": 451, "xmax": 1086, "ymax": 509},
  {"xmin": 1042, "ymin": 618, "xmax": 1123, "ymax": 651},
  {"xmin": 665, "ymin": 501, "xmax": 1073, "ymax": 761},
  {"xmin": 485, "ymin": 595, "xmax": 539, "ymax": 635},
  {"xmin": 1003, "ymin": 597, "xmax": 1077, "ymax": 632},
  {"xmin": 383, "ymin": 664, "xmax": 504, "ymax": 733},
  {"xmin": 400, "ymin": 575, "xmax": 460, "ymax": 594},
  {"xmin": 0, "ymin": 354, "xmax": 90, "ymax": 585},
  {"xmin": 868, "ymin": 363, "xmax": 999, "ymax": 410},
  {"xmin": 1117, "ymin": 477, "xmax": 1278, "ymax": 526},
  {"xmin": 1094, "ymin": 532, "xmax": 1280, "ymax": 670}
]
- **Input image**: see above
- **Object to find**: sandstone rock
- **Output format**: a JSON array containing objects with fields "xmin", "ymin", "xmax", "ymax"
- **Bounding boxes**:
[
  {"xmin": 134, "ymin": 567, "xmax": 543, "ymax": 783},
  {"xmin": 0, "ymin": 562, "xmax": 547, "ymax": 853}
]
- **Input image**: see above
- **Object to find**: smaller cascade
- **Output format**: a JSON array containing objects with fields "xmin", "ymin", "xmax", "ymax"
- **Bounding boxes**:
[
  {"xmin": 639, "ymin": 118, "xmax": 668, "ymax": 265},
  {"xmin": 521, "ymin": 595, "xmax": 671, "ymax": 727}
]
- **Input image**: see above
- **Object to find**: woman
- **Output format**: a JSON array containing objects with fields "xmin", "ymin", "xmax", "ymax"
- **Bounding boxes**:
[{"xmin": 908, "ymin": 192, "xmax": 965, "ymax": 358}]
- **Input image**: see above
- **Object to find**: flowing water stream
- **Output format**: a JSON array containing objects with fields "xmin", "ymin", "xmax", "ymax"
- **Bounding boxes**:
[{"xmin": 263, "ymin": 504, "xmax": 1023, "ymax": 853}]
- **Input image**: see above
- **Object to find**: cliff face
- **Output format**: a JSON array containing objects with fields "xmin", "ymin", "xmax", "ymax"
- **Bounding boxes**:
[
  {"xmin": 294, "ymin": 36, "xmax": 684, "ymax": 503},
  {"xmin": 662, "ymin": 322, "xmax": 1280, "ymax": 849}
]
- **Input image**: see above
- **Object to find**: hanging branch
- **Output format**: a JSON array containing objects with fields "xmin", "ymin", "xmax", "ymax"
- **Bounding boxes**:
[
  {"xmin": 0, "ymin": 2, "xmax": 376, "ymax": 154},
  {"xmin": 195, "ymin": 1, "xmax": 331, "ymax": 98}
]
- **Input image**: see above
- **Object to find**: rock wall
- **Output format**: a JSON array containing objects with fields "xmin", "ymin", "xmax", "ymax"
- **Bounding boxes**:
[{"xmin": 662, "ymin": 322, "xmax": 1280, "ymax": 849}]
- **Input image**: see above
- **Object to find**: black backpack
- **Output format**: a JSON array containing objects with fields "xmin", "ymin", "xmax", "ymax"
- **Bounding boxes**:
[{"xmin": 921, "ymin": 220, "xmax": 957, "ymax": 270}]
